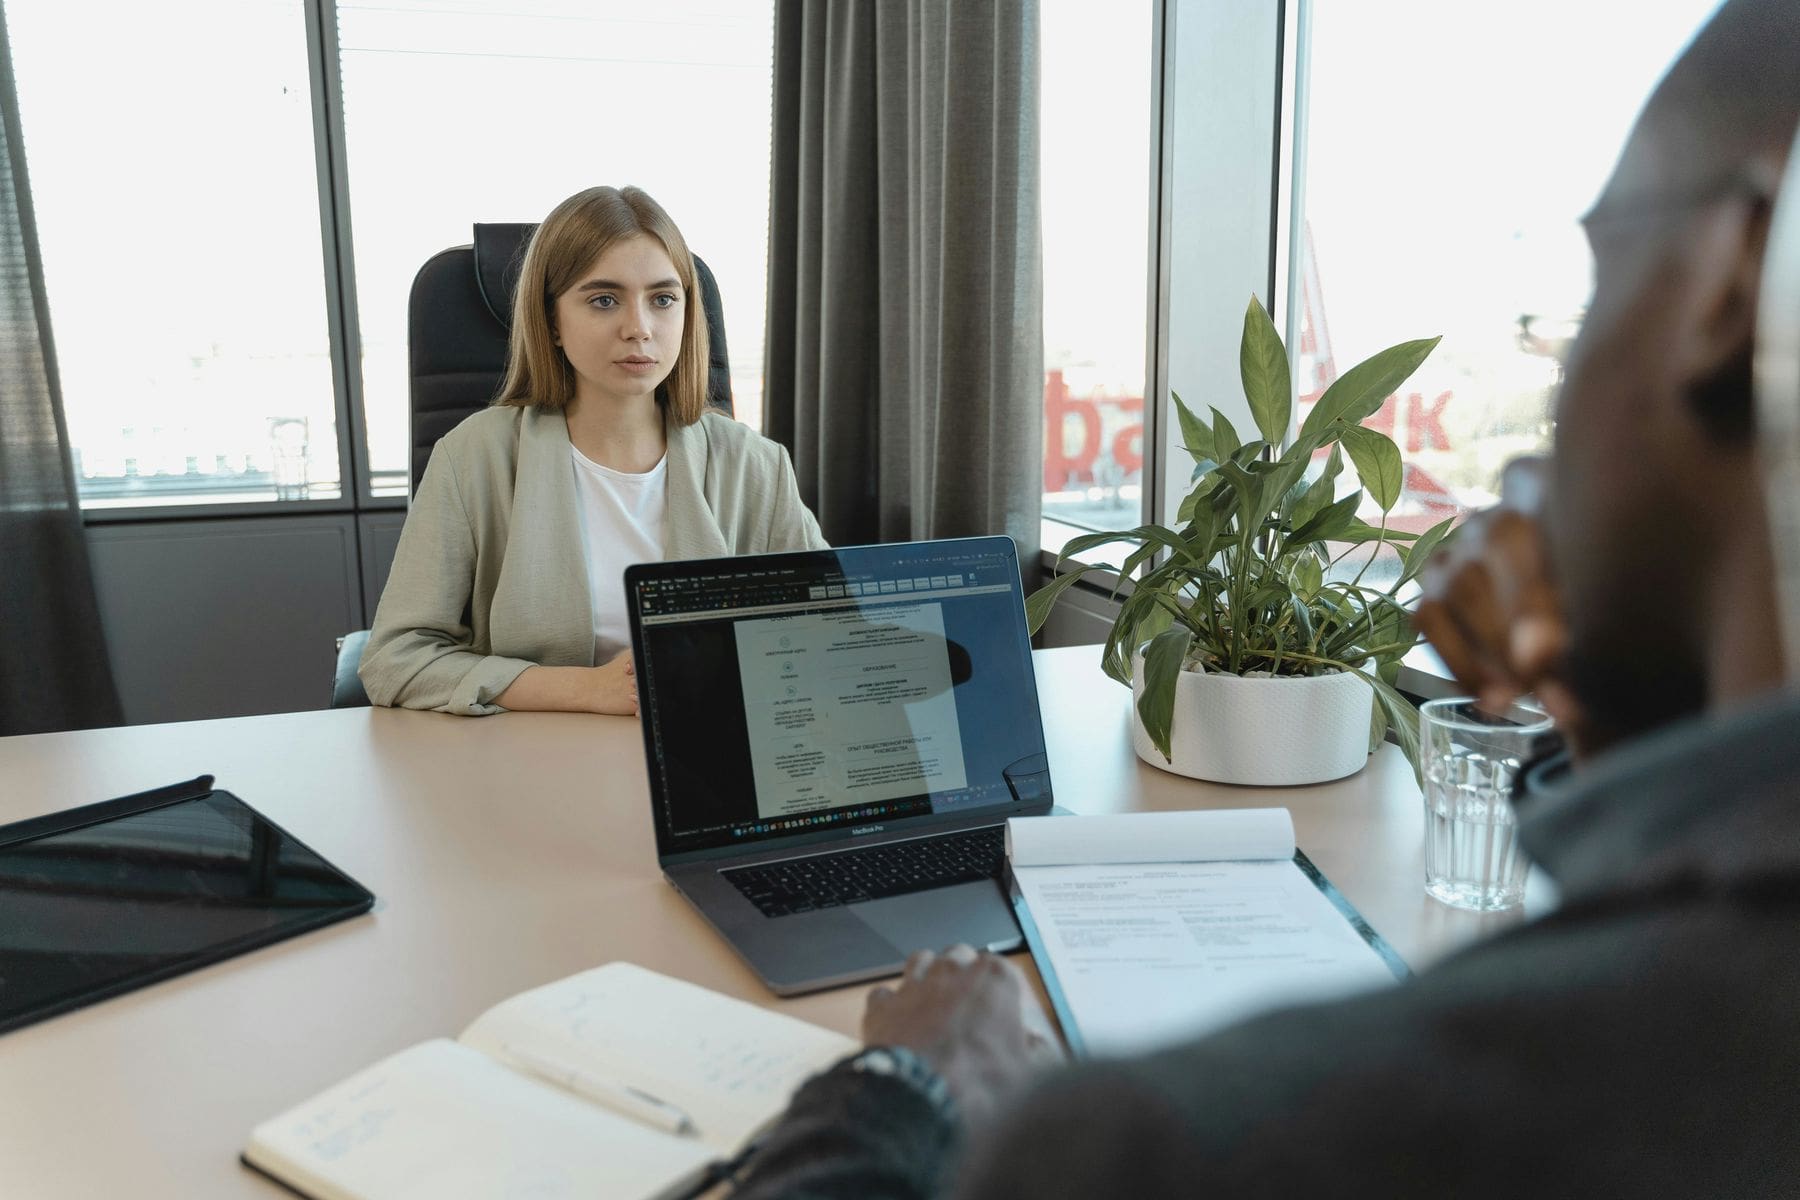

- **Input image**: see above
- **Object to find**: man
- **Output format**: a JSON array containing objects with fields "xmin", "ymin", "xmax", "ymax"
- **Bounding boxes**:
[{"xmin": 730, "ymin": 2, "xmax": 1800, "ymax": 1195}]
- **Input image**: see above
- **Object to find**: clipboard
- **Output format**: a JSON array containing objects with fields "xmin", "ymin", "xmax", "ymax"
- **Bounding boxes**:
[{"xmin": 1009, "ymin": 848, "xmax": 1408, "ymax": 1059}]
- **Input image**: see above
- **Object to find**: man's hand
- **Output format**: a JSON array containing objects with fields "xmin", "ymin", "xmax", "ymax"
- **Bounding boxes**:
[
  {"xmin": 588, "ymin": 651, "xmax": 638, "ymax": 716},
  {"xmin": 1414, "ymin": 457, "xmax": 1581, "ymax": 731},
  {"xmin": 862, "ymin": 946, "xmax": 1064, "ymax": 1128}
]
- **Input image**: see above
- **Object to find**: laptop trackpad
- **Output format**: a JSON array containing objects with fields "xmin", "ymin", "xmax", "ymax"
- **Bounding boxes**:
[{"xmin": 853, "ymin": 880, "xmax": 1022, "ymax": 957}]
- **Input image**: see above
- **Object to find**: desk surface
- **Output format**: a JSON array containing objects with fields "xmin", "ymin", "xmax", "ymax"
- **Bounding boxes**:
[{"xmin": 0, "ymin": 646, "xmax": 1523, "ymax": 1197}]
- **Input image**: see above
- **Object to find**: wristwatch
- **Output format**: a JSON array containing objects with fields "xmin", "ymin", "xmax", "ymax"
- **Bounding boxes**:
[{"xmin": 845, "ymin": 1045, "xmax": 957, "ymax": 1121}]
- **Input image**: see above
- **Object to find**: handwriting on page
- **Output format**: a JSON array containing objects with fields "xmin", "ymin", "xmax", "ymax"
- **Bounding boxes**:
[
  {"xmin": 457, "ymin": 963, "xmax": 856, "ymax": 1146},
  {"xmin": 250, "ymin": 1040, "xmax": 717, "ymax": 1200},
  {"xmin": 291, "ymin": 1075, "xmax": 399, "ymax": 1163},
  {"xmin": 524, "ymin": 983, "xmax": 823, "ymax": 1096},
  {"xmin": 685, "ymin": 1036, "xmax": 818, "ymax": 1096}
]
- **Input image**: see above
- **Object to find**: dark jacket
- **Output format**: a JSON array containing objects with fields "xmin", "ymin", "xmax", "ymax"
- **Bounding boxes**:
[{"xmin": 733, "ymin": 692, "xmax": 1800, "ymax": 1198}]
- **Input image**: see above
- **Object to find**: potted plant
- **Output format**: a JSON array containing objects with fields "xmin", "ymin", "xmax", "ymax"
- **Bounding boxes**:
[{"xmin": 1027, "ymin": 296, "xmax": 1453, "ymax": 786}]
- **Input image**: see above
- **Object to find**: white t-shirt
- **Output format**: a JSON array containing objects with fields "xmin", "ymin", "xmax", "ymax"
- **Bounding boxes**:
[{"xmin": 570, "ymin": 444, "xmax": 667, "ymax": 663}]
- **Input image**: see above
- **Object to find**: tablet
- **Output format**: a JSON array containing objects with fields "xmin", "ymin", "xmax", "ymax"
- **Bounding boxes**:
[{"xmin": 0, "ymin": 775, "xmax": 375, "ymax": 1035}]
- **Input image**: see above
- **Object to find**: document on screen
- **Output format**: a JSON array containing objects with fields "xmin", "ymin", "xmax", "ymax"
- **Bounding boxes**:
[
  {"xmin": 735, "ymin": 603, "xmax": 970, "ymax": 818},
  {"xmin": 1007, "ymin": 809, "xmax": 1403, "ymax": 1057}
]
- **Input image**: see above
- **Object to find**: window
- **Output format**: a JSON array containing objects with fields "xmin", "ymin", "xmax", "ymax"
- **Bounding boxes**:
[
  {"xmin": 1297, "ymin": 0, "xmax": 1724, "ymax": 548},
  {"xmin": 336, "ymin": 0, "xmax": 777, "ymax": 496},
  {"xmin": 1038, "ymin": 0, "xmax": 1154, "ymax": 535},
  {"xmin": 6, "ymin": 0, "xmax": 339, "ymax": 507}
]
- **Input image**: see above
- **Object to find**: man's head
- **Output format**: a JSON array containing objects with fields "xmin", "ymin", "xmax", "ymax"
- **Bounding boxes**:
[{"xmin": 1548, "ymin": 0, "xmax": 1800, "ymax": 754}]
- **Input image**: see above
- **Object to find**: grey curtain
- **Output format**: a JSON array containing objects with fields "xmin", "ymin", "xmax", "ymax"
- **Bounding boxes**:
[
  {"xmin": 764, "ymin": 0, "xmax": 1043, "ymax": 572},
  {"xmin": 0, "ymin": 9, "xmax": 122, "ymax": 735}
]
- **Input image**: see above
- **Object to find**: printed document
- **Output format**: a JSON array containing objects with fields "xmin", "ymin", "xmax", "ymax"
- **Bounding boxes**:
[
  {"xmin": 735, "ymin": 603, "xmax": 969, "ymax": 818},
  {"xmin": 1008, "ymin": 810, "xmax": 1399, "ymax": 1057}
]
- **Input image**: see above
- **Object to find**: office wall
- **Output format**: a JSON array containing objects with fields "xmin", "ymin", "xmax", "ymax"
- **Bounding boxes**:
[
  {"xmin": 84, "ymin": 507, "xmax": 1094, "ymax": 725},
  {"xmin": 357, "ymin": 511, "xmax": 406, "ymax": 622},
  {"xmin": 87, "ymin": 516, "xmax": 364, "ymax": 724}
]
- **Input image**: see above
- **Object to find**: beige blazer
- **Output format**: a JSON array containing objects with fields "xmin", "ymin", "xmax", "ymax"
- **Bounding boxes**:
[{"xmin": 360, "ymin": 405, "xmax": 828, "ymax": 714}]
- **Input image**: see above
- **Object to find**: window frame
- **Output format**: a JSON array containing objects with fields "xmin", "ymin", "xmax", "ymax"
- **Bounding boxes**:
[
  {"xmin": 1040, "ymin": 0, "xmax": 1457, "ymax": 698},
  {"xmin": 4, "ymin": 0, "xmax": 372, "ymax": 524}
]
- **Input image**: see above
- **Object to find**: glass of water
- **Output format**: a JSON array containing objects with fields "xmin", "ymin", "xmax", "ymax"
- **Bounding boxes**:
[{"xmin": 1418, "ymin": 697, "xmax": 1555, "ymax": 911}]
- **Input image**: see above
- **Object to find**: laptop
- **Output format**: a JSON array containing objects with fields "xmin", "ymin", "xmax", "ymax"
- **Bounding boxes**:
[{"xmin": 625, "ymin": 536, "xmax": 1054, "ymax": 996}]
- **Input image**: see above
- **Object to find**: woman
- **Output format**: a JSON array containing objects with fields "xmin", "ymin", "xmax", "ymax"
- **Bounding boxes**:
[{"xmin": 360, "ymin": 186, "xmax": 827, "ymax": 716}]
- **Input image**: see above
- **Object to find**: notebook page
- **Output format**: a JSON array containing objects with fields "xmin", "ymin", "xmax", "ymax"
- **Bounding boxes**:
[
  {"xmin": 458, "ymin": 963, "xmax": 856, "ymax": 1153},
  {"xmin": 244, "ymin": 1039, "xmax": 712, "ymax": 1200},
  {"xmin": 1013, "ymin": 858, "xmax": 1396, "ymax": 1057},
  {"xmin": 1006, "ymin": 807, "xmax": 1295, "ymax": 867}
]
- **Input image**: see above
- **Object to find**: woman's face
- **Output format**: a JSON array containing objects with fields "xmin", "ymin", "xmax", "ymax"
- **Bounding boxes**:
[{"xmin": 552, "ymin": 234, "xmax": 685, "ymax": 408}]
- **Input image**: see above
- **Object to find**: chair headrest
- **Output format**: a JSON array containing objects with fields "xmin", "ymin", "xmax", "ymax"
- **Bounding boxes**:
[{"xmin": 473, "ymin": 223, "xmax": 536, "ymax": 328}]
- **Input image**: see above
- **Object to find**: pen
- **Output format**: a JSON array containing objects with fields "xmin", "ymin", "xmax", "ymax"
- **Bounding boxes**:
[{"xmin": 503, "ymin": 1044, "xmax": 698, "ymax": 1137}]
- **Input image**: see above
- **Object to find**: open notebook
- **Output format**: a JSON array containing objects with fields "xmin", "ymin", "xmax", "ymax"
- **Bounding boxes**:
[
  {"xmin": 242, "ymin": 962, "xmax": 855, "ymax": 1200},
  {"xmin": 1007, "ymin": 808, "xmax": 1406, "ymax": 1057}
]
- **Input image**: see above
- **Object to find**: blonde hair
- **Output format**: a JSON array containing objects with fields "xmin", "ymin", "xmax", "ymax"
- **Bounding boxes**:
[{"xmin": 495, "ymin": 186, "xmax": 710, "ymax": 424}]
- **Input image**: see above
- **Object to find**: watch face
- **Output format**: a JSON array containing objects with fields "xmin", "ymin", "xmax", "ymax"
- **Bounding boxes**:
[
  {"xmin": 847, "ymin": 1047, "xmax": 956, "ymax": 1120},
  {"xmin": 853, "ymin": 1048, "xmax": 902, "ymax": 1074}
]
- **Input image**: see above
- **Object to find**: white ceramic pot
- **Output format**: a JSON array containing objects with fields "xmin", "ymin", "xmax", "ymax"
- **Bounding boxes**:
[{"xmin": 1129, "ymin": 656, "xmax": 1374, "ymax": 786}]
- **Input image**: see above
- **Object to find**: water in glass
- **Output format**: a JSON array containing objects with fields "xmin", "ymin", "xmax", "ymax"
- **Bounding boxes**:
[{"xmin": 1423, "ymin": 746, "xmax": 1528, "ymax": 911}]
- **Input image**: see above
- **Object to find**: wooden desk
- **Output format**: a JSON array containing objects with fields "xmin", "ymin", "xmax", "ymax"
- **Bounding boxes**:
[{"xmin": 0, "ymin": 646, "xmax": 1520, "ymax": 1197}]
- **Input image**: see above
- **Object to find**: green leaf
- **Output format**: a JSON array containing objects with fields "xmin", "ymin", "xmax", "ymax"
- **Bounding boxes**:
[
  {"xmin": 1298, "ymin": 336, "xmax": 1442, "ymax": 442},
  {"xmin": 1101, "ymin": 588, "xmax": 1163, "ymax": 684},
  {"xmin": 1233, "ymin": 439, "xmax": 1271, "ymax": 466},
  {"xmin": 1293, "ymin": 555, "xmax": 1323, "ymax": 598},
  {"xmin": 1275, "ymin": 429, "xmax": 1325, "ymax": 470},
  {"xmin": 1288, "ymin": 443, "xmax": 1344, "ymax": 529},
  {"xmin": 1188, "ymin": 458, "xmax": 1221, "ymax": 485},
  {"xmin": 1136, "ymin": 627, "xmax": 1194, "ymax": 761},
  {"xmin": 1024, "ymin": 564, "xmax": 1099, "ymax": 635},
  {"xmin": 1340, "ymin": 520, "xmax": 1419, "ymax": 544},
  {"xmin": 1211, "ymin": 408, "xmax": 1241, "ymax": 459},
  {"xmin": 1355, "ymin": 666, "xmax": 1423, "ymax": 785},
  {"xmin": 1182, "ymin": 497, "xmax": 1222, "ymax": 559},
  {"xmin": 1172, "ymin": 390, "xmax": 1216, "ymax": 464},
  {"xmin": 1242, "ymin": 582, "xmax": 1293, "ymax": 613},
  {"xmin": 1260, "ymin": 439, "xmax": 1318, "ymax": 517},
  {"xmin": 1240, "ymin": 295, "xmax": 1292, "ymax": 444},
  {"xmin": 1055, "ymin": 529, "xmax": 1134, "ymax": 563},
  {"xmin": 1286, "ymin": 491, "xmax": 1362, "ymax": 550},
  {"xmin": 1288, "ymin": 594, "xmax": 1316, "ymax": 643},
  {"xmin": 1127, "ymin": 523, "xmax": 1200, "ymax": 567},
  {"xmin": 1119, "ymin": 537, "xmax": 1167, "ymax": 585},
  {"xmin": 1214, "ymin": 461, "xmax": 1262, "ymax": 534},
  {"xmin": 1134, "ymin": 594, "xmax": 1176, "ymax": 646},
  {"xmin": 1339, "ymin": 425, "xmax": 1404, "ymax": 513},
  {"xmin": 1397, "ymin": 514, "xmax": 1459, "ymax": 587}
]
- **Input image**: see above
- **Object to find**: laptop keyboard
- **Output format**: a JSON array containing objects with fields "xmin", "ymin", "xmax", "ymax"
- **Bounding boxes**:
[{"xmin": 722, "ymin": 825, "xmax": 1006, "ymax": 918}]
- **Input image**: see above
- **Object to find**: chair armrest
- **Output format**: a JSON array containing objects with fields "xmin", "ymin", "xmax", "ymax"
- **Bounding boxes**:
[{"xmin": 333, "ymin": 630, "xmax": 372, "ymax": 708}]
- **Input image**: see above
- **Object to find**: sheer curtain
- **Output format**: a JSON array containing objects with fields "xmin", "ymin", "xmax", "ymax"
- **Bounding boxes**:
[
  {"xmin": 0, "ymin": 5, "xmax": 121, "ymax": 734},
  {"xmin": 763, "ymin": 0, "xmax": 1043, "ymax": 572}
]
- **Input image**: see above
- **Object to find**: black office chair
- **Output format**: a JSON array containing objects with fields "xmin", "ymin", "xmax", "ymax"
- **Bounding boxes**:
[{"xmin": 331, "ymin": 223, "xmax": 733, "ymax": 708}]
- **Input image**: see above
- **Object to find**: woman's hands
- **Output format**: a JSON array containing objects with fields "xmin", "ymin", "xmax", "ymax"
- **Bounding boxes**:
[
  {"xmin": 492, "ymin": 653, "xmax": 638, "ymax": 716},
  {"xmin": 861, "ymin": 946, "xmax": 1064, "ymax": 1128},
  {"xmin": 588, "ymin": 651, "xmax": 639, "ymax": 716}
]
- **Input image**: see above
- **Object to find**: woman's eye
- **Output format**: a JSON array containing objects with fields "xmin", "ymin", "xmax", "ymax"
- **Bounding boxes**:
[
  {"xmin": 589, "ymin": 295, "xmax": 617, "ymax": 309},
  {"xmin": 653, "ymin": 293, "xmax": 677, "ymax": 308}
]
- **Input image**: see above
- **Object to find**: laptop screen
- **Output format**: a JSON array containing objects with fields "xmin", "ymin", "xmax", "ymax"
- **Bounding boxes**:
[{"xmin": 627, "ymin": 537, "xmax": 1052, "ymax": 861}]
